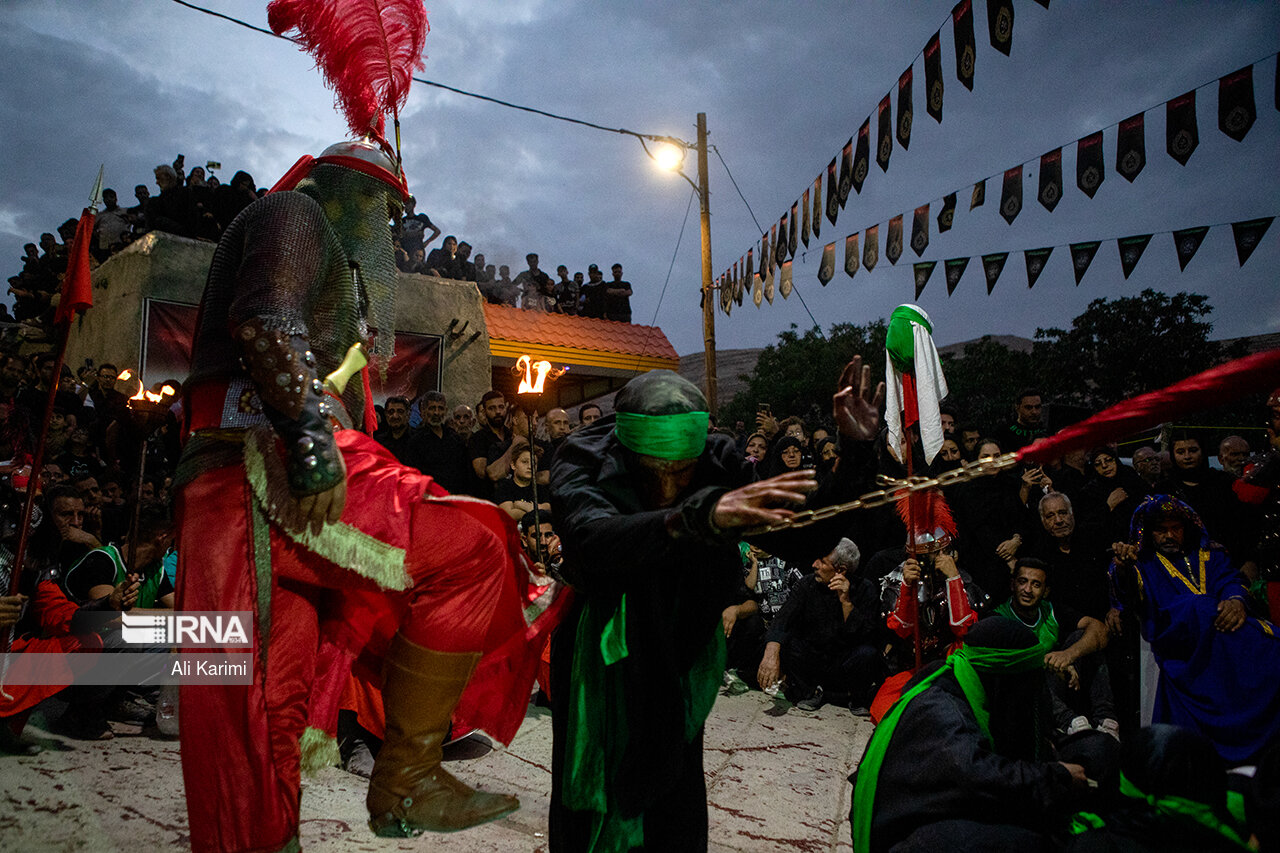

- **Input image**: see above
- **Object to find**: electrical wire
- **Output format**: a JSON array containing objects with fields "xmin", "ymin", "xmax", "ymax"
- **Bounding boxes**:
[{"xmin": 631, "ymin": 185, "xmax": 698, "ymax": 375}]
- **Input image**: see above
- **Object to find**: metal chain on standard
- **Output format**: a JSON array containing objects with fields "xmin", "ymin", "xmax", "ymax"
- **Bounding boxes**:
[{"xmin": 743, "ymin": 452, "xmax": 1021, "ymax": 536}]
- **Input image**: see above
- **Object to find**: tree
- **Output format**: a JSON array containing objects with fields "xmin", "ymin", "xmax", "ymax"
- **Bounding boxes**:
[{"xmin": 939, "ymin": 337, "xmax": 1038, "ymax": 433}]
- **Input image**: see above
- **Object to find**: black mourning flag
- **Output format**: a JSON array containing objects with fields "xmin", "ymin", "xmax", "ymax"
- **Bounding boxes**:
[
  {"xmin": 801, "ymin": 188, "xmax": 811, "ymax": 248},
  {"xmin": 982, "ymin": 252, "xmax": 1009, "ymax": 294},
  {"xmin": 938, "ymin": 192, "xmax": 957, "ymax": 232},
  {"xmin": 1069, "ymin": 240, "xmax": 1101, "ymax": 285},
  {"xmin": 1219, "ymin": 64, "xmax": 1256, "ymax": 142},
  {"xmin": 1116, "ymin": 113, "xmax": 1146, "ymax": 183},
  {"xmin": 953, "ymin": 0, "xmax": 976, "ymax": 91},
  {"xmin": 1166, "ymin": 90, "xmax": 1198, "ymax": 166},
  {"xmin": 914, "ymin": 261, "xmax": 937, "ymax": 298},
  {"xmin": 897, "ymin": 67, "xmax": 914, "ymax": 150},
  {"xmin": 886, "ymin": 215, "xmax": 904, "ymax": 266},
  {"xmin": 789, "ymin": 202, "xmax": 798, "ymax": 256},
  {"xmin": 970, "ymin": 179, "xmax": 986, "ymax": 210},
  {"xmin": 1000, "ymin": 165, "xmax": 1023, "ymax": 224},
  {"xmin": 838, "ymin": 138, "xmax": 854, "ymax": 207},
  {"xmin": 818, "ymin": 245, "xmax": 836, "ymax": 286},
  {"xmin": 826, "ymin": 157, "xmax": 840, "ymax": 226},
  {"xmin": 1024, "ymin": 247, "xmax": 1053, "ymax": 288},
  {"xmin": 734, "ymin": 260, "xmax": 744, "ymax": 305},
  {"xmin": 1172, "ymin": 226, "xmax": 1208, "ymax": 271},
  {"xmin": 745, "ymin": 247, "xmax": 754, "ymax": 285},
  {"xmin": 853, "ymin": 119, "xmax": 871, "ymax": 194},
  {"xmin": 760, "ymin": 230, "xmax": 770, "ymax": 276},
  {"xmin": 911, "ymin": 204, "xmax": 930, "ymax": 256},
  {"xmin": 1232, "ymin": 217, "xmax": 1273, "ymax": 266},
  {"xmin": 944, "ymin": 257, "xmax": 969, "ymax": 295},
  {"xmin": 863, "ymin": 225, "xmax": 880, "ymax": 272},
  {"xmin": 986, "ymin": 0, "xmax": 1014, "ymax": 56},
  {"xmin": 845, "ymin": 233, "xmax": 860, "ymax": 278},
  {"xmin": 1117, "ymin": 234, "xmax": 1152, "ymax": 279},
  {"xmin": 1038, "ymin": 148, "xmax": 1063, "ymax": 212},
  {"xmin": 1076, "ymin": 131, "xmax": 1105, "ymax": 198},
  {"xmin": 877, "ymin": 94, "xmax": 893, "ymax": 172},
  {"xmin": 1032, "ymin": 0, "xmax": 1049, "ymax": 6},
  {"xmin": 924, "ymin": 31, "xmax": 944, "ymax": 123},
  {"xmin": 775, "ymin": 217, "xmax": 788, "ymax": 264},
  {"xmin": 812, "ymin": 175, "xmax": 823, "ymax": 239},
  {"xmin": 771, "ymin": 223, "xmax": 780, "ymax": 269},
  {"xmin": 779, "ymin": 259, "xmax": 794, "ymax": 299}
]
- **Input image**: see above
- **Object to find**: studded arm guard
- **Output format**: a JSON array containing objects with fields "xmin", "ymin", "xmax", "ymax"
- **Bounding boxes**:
[{"xmin": 236, "ymin": 318, "xmax": 344, "ymax": 496}]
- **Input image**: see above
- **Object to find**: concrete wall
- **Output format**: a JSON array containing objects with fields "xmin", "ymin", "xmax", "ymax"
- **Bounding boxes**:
[{"xmin": 67, "ymin": 231, "xmax": 491, "ymax": 407}]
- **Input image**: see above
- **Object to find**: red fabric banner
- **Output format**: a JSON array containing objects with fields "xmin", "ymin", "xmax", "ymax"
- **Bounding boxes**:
[{"xmin": 54, "ymin": 208, "xmax": 95, "ymax": 325}]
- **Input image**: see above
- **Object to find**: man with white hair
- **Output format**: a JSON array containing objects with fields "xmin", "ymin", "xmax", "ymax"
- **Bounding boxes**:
[
  {"xmin": 756, "ymin": 537, "xmax": 886, "ymax": 713},
  {"xmin": 1218, "ymin": 435, "xmax": 1251, "ymax": 477}
]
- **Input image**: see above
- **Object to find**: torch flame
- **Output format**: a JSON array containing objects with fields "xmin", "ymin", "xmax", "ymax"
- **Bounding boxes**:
[
  {"xmin": 516, "ymin": 355, "xmax": 554, "ymax": 395},
  {"xmin": 116, "ymin": 369, "xmax": 178, "ymax": 405}
]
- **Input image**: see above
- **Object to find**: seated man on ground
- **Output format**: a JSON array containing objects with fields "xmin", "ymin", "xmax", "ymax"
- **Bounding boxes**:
[
  {"xmin": 995, "ymin": 558, "xmax": 1117, "ymax": 742},
  {"xmin": 756, "ymin": 538, "xmax": 886, "ymax": 713}
]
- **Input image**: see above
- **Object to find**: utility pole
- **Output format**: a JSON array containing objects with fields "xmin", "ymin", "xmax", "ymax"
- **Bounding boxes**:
[{"xmin": 695, "ymin": 112, "xmax": 717, "ymax": 417}]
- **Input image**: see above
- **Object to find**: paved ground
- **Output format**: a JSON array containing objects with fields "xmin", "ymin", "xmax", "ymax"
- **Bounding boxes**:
[{"xmin": 0, "ymin": 691, "xmax": 873, "ymax": 852}]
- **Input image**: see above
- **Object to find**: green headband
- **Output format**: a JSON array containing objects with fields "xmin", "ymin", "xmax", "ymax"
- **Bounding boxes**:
[{"xmin": 614, "ymin": 411, "xmax": 710, "ymax": 460}]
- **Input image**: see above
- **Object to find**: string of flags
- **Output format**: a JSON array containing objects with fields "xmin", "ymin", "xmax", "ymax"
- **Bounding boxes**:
[
  {"xmin": 715, "ymin": 15, "xmax": 1279, "ymax": 315},
  {"xmin": 906, "ymin": 215, "xmax": 1275, "ymax": 298}
]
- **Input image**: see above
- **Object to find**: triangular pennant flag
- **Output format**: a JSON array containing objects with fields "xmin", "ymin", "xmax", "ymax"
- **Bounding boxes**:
[
  {"xmin": 953, "ymin": 0, "xmax": 976, "ymax": 91},
  {"xmin": 1232, "ymin": 217, "xmax": 1273, "ymax": 266},
  {"xmin": 761, "ymin": 231, "xmax": 771, "ymax": 276},
  {"xmin": 779, "ymin": 259, "xmax": 794, "ymax": 299},
  {"xmin": 788, "ymin": 202, "xmax": 798, "ymax": 256},
  {"xmin": 838, "ymin": 138, "xmax": 854, "ymax": 206},
  {"xmin": 1117, "ymin": 234, "xmax": 1152, "ymax": 279},
  {"xmin": 877, "ymin": 94, "xmax": 893, "ymax": 172},
  {"xmin": 745, "ymin": 247, "xmax": 754, "ymax": 285},
  {"xmin": 1032, "ymin": 0, "xmax": 1049, "ymax": 6},
  {"xmin": 1024, "ymin": 247, "xmax": 1053, "ymax": 288},
  {"xmin": 1219, "ymin": 64, "xmax": 1256, "ymax": 142},
  {"xmin": 752, "ymin": 273, "xmax": 763, "ymax": 307},
  {"xmin": 845, "ymin": 233, "xmax": 860, "ymax": 278},
  {"xmin": 775, "ymin": 219, "xmax": 787, "ymax": 264},
  {"xmin": 54, "ymin": 207, "xmax": 96, "ymax": 325},
  {"xmin": 886, "ymin": 215, "xmax": 904, "ymax": 266},
  {"xmin": 724, "ymin": 283, "xmax": 732, "ymax": 316},
  {"xmin": 801, "ymin": 189, "xmax": 811, "ymax": 248},
  {"xmin": 1070, "ymin": 240, "xmax": 1101, "ymax": 284},
  {"xmin": 986, "ymin": 0, "xmax": 1014, "ymax": 56},
  {"xmin": 897, "ymin": 66, "xmax": 914, "ymax": 150},
  {"xmin": 1077, "ymin": 131, "xmax": 1105, "ymax": 198},
  {"xmin": 914, "ymin": 261, "xmax": 937, "ymax": 298},
  {"xmin": 718, "ymin": 274, "xmax": 729, "ymax": 314},
  {"xmin": 826, "ymin": 157, "xmax": 840, "ymax": 225},
  {"xmin": 938, "ymin": 193, "xmax": 957, "ymax": 232},
  {"xmin": 1116, "ymin": 113, "xmax": 1146, "ymax": 182},
  {"xmin": 818, "ymin": 243, "xmax": 835, "ymax": 286},
  {"xmin": 911, "ymin": 204, "xmax": 930, "ymax": 257},
  {"xmin": 811, "ymin": 175, "xmax": 823, "ymax": 238},
  {"xmin": 970, "ymin": 179, "xmax": 986, "ymax": 210},
  {"xmin": 764, "ymin": 262, "xmax": 775, "ymax": 304},
  {"xmin": 982, "ymin": 252, "xmax": 1009, "ymax": 293},
  {"xmin": 924, "ymin": 31, "xmax": 944, "ymax": 123},
  {"xmin": 734, "ymin": 262, "xmax": 745, "ymax": 306},
  {"xmin": 1172, "ymin": 226, "xmax": 1209, "ymax": 271},
  {"xmin": 1166, "ymin": 90, "xmax": 1199, "ymax": 166},
  {"xmin": 863, "ymin": 225, "xmax": 880, "ymax": 271},
  {"xmin": 944, "ymin": 257, "xmax": 969, "ymax": 295},
  {"xmin": 1000, "ymin": 165, "xmax": 1023, "ymax": 224},
  {"xmin": 853, "ymin": 119, "xmax": 871, "ymax": 194},
  {"xmin": 1038, "ymin": 148, "xmax": 1063, "ymax": 212}
]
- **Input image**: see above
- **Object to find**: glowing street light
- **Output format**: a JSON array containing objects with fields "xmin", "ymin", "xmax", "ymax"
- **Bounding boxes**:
[{"xmin": 652, "ymin": 141, "xmax": 686, "ymax": 173}]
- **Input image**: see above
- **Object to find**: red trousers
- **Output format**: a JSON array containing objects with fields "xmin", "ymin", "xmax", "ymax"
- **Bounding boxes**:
[{"xmin": 176, "ymin": 431, "xmax": 531, "ymax": 853}]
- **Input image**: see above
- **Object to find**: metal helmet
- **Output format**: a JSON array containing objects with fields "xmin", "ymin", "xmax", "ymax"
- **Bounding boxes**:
[{"xmin": 269, "ymin": 137, "xmax": 409, "ymax": 200}]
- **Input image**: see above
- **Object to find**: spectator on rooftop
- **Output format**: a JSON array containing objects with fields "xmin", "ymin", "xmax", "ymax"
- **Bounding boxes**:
[
  {"xmin": 456, "ymin": 241, "xmax": 477, "ymax": 282},
  {"xmin": 554, "ymin": 265, "xmax": 578, "ymax": 315},
  {"xmin": 146, "ymin": 164, "xmax": 192, "ymax": 237},
  {"xmin": 514, "ymin": 253, "xmax": 555, "ymax": 311},
  {"xmin": 424, "ymin": 235, "xmax": 460, "ymax": 279},
  {"xmin": 605, "ymin": 263, "xmax": 633, "ymax": 323},
  {"xmin": 579, "ymin": 264, "xmax": 606, "ymax": 319},
  {"xmin": 91, "ymin": 189, "xmax": 132, "ymax": 261}
]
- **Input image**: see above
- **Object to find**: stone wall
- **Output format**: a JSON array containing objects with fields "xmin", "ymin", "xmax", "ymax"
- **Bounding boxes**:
[{"xmin": 67, "ymin": 231, "xmax": 491, "ymax": 408}]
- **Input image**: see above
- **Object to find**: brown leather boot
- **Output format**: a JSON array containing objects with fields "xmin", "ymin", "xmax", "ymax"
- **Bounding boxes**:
[{"xmin": 366, "ymin": 633, "xmax": 520, "ymax": 837}]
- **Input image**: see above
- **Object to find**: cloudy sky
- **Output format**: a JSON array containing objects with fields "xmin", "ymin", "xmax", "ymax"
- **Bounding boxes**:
[{"xmin": 2, "ymin": 0, "xmax": 1277, "ymax": 357}]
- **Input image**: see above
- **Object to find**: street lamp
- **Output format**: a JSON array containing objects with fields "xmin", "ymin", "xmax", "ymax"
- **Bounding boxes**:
[{"xmin": 639, "ymin": 114, "xmax": 717, "ymax": 417}]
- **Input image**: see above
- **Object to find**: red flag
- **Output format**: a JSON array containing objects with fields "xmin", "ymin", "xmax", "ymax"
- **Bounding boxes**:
[{"xmin": 54, "ymin": 207, "xmax": 95, "ymax": 325}]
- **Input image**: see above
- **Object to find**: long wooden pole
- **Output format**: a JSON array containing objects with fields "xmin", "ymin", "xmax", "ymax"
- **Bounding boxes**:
[{"xmin": 695, "ymin": 112, "xmax": 717, "ymax": 418}]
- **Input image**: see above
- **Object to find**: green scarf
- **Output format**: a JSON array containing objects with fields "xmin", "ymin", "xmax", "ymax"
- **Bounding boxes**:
[
  {"xmin": 1068, "ymin": 774, "xmax": 1250, "ymax": 849},
  {"xmin": 563, "ymin": 594, "xmax": 726, "ymax": 852},
  {"xmin": 850, "ymin": 641, "xmax": 1046, "ymax": 853},
  {"xmin": 884, "ymin": 304, "xmax": 932, "ymax": 372},
  {"xmin": 994, "ymin": 599, "xmax": 1059, "ymax": 656},
  {"xmin": 614, "ymin": 411, "xmax": 709, "ymax": 460}
]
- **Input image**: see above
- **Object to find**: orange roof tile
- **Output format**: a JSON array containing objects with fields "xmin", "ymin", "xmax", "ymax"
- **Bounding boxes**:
[{"xmin": 483, "ymin": 304, "xmax": 679, "ymax": 363}]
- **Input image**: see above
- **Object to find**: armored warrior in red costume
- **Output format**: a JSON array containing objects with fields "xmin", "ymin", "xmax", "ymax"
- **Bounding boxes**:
[{"xmin": 174, "ymin": 3, "xmax": 549, "ymax": 850}]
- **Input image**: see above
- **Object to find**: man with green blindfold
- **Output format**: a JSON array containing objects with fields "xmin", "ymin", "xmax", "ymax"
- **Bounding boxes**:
[
  {"xmin": 548, "ymin": 359, "xmax": 884, "ymax": 852},
  {"xmin": 849, "ymin": 616, "xmax": 1091, "ymax": 852}
]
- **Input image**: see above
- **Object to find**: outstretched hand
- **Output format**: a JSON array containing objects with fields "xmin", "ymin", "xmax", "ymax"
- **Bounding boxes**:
[
  {"xmin": 833, "ymin": 355, "xmax": 885, "ymax": 442},
  {"xmin": 711, "ymin": 470, "xmax": 818, "ymax": 531}
]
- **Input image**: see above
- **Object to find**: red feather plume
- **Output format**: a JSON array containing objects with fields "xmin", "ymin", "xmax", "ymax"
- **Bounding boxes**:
[
  {"xmin": 895, "ymin": 489, "xmax": 957, "ymax": 545},
  {"xmin": 268, "ymin": 0, "xmax": 428, "ymax": 143}
]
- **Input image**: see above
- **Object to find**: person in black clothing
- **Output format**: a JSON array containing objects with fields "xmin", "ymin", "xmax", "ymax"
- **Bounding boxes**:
[
  {"xmin": 410, "ymin": 391, "xmax": 472, "ymax": 494},
  {"xmin": 372, "ymin": 396, "xmax": 417, "ymax": 464},
  {"xmin": 468, "ymin": 390, "xmax": 518, "ymax": 500},
  {"xmin": 1155, "ymin": 434, "xmax": 1255, "ymax": 570},
  {"xmin": 756, "ymin": 537, "xmax": 886, "ymax": 712},
  {"xmin": 549, "ymin": 360, "xmax": 883, "ymax": 852},
  {"xmin": 578, "ymin": 263, "xmax": 606, "ymax": 319},
  {"xmin": 604, "ymin": 263, "xmax": 633, "ymax": 323},
  {"xmin": 999, "ymin": 387, "xmax": 1048, "ymax": 452},
  {"xmin": 1079, "ymin": 445, "xmax": 1149, "ymax": 543},
  {"xmin": 424, "ymin": 235, "xmax": 461, "ymax": 278}
]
